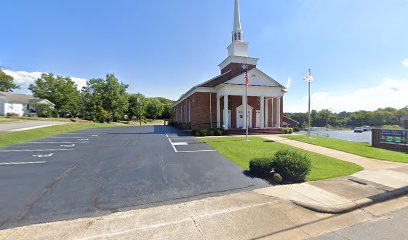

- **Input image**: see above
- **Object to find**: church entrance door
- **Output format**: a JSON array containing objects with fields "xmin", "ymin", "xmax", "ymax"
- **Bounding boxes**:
[{"xmin": 236, "ymin": 105, "xmax": 252, "ymax": 129}]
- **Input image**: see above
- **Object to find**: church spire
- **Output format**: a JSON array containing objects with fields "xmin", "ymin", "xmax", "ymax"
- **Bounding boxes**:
[{"xmin": 232, "ymin": 0, "xmax": 243, "ymax": 42}]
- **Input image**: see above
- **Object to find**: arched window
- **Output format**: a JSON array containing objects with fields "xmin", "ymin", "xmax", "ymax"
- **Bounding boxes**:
[
  {"xmin": 234, "ymin": 33, "xmax": 237, "ymax": 40},
  {"xmin": 238, "ymin": 32, "xmax": 241, "ymax": 40}
]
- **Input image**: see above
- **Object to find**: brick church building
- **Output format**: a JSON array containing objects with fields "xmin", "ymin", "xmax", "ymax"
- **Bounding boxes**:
[{"xmin": 172, "ymin": 0, "xmax": 286, "ymax": 131}]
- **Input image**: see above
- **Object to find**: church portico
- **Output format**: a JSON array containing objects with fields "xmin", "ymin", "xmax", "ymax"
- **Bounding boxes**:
[
  {"xmin": 217, "ymin": 93, "xmax": 283, "ymax": 130},
  {"xmin": 172, "ymin": 0, "xmax": 287, "ymax": 132}
]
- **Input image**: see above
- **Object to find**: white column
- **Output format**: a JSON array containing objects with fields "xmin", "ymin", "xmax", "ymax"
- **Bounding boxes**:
[
  {"xmin": 271, "ymin": 98, "xmax": 275, "ymax": 127},
  {"xmin": 265, "ymin": 98, "xmax": 269, "ymax": 128},
  {"xmin": 242, "ymin": 95, "xmax": 247, "ymax": 129},
  {"xmin": 260, "ymin": 96, "xmax": 265, "ymax": 129},
  {"xmin": 223, "ymin": 95, "xmax": 229, "ymax": 129},
  {"xmin": 276, "ymin": 97, "xmax": 281, "ymax": 127},
  {"xmin": 217, "ymin": 96, "xmax": 221, "ymax": 128}
]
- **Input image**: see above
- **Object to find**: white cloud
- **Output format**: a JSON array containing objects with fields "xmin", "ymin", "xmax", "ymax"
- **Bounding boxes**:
[
  {"xmin": 286, "ymin": 78, "xmax": 408, "ymax": 112},
  {"xmin": 285, "ymin": 77, "xmax": 292, "ymax": 90},
  {"xmin": 402, "ymin": 58, "xmax": 408, "ymax": 68},
  {"xmin": 1, "ymin": 68, "xmax": 87, "ymax": 90}
]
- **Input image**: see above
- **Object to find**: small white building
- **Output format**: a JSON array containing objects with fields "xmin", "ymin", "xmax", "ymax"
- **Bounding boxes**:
[{"xmin": 0, "ymin": 92, "xmax": 54, "ymax": 116}]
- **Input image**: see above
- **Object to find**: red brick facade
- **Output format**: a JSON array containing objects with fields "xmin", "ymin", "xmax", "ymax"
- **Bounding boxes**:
[{"xmin": 173, "ymin": 93, "xmax": 284, "ymax": 130}]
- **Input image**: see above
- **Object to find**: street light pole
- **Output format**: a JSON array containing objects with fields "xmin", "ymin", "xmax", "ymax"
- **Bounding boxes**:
[{"xmin": 305, "ymin": 69, "xmax": 314, "ymax": 138}]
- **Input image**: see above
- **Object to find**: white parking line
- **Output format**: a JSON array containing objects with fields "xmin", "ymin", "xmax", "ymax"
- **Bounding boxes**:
[
  {"xmin": 28, "ymin": 142, "xmax": 89, "ymax": 144},
  {"xmin": 177, "ymin": 150, "xmax": 216, "ymax": 153},
  {"xmin": 33, "ymin": 153, "xmax": 54, "ymax": 158},
  {"xmin": 0, "ymin": 161, "xmax": 46, "ymax": 166},
  {"xmin": 0, "ymin": 149, "xmax": 73, "ymax": 152},
  {"xmin": 172, "ymin": 142, "xmax": 188, "ymax": 146},
  {"xmin": 168, "ymin": 138, "xmax": 178, "ymax": 153},
  {"xmin": 60, "ymin": 144, "xmax": 76, "ymax": 147},
  {"xmin": 47, "ymin": 137, "xmax": 94, "ymax": 139}
]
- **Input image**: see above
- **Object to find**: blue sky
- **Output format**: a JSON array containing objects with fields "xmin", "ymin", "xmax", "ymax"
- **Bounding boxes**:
[{"xmin": 1, "ymin": 0, "xmax": 407, "ymax": 112}]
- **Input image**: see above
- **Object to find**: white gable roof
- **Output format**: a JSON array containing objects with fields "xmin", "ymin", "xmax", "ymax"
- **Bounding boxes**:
[{"xmin": 225, "ymin": 68, "xmax": 285, "ymax": 88}]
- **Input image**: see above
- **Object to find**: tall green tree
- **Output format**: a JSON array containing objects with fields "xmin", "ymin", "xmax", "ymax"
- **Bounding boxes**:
[
  {"xmin": 145, "ymin": 98, "xmax": 163, "ymax": 120},
  {"xmin": 127, "ymin": 93, "xmax": 147, "ymax": 121},
  {"xmin": 29, "ymin": 74, "xmax": 80, "ymax": 116},
  {"xmin": 0, "ymin": 70, "xmax": 20, "ymax": 92},
  {"xmin": 80, "ymin": 74, "xmax": 128, "ymax": 123}
]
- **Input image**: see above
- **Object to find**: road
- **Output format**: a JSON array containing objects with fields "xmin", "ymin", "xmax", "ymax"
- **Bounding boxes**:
[
  {"xmin": 309, "ymin": 206, "xmax": 408, "ymax": 240},
  {"xmin": 0, "ymin": 120, "xmax": 66, "ymax": 132},
  {"xmin": 0, "ymin": 125, "xmax": 267, "ymax": 229},
  {"xmin": 301, "ymin": 130, "xmax": 372, "ymax": 143}
]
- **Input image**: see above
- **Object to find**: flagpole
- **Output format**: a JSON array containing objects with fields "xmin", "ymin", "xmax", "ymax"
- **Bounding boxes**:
[{"xmin": 245, "ymin": 82, "xmax": 249, "ymax": 141}]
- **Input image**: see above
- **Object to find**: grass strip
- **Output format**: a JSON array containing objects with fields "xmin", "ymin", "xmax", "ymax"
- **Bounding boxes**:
[
  {"xmin": 203, "ymin": 137, "xmax": 363, "ymax": 181},
  {"xmin": 0, "ymin": 123, "xmax": 119, "ymax": 147},
  {"xmin": 283, "ymin": 134, "xmax": 408, "ymax": 163}
]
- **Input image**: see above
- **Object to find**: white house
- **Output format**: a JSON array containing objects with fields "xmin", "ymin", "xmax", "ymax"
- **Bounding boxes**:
[{"xmin": 0, "ymin": 92, "xmax": 55, "ymax": 116}]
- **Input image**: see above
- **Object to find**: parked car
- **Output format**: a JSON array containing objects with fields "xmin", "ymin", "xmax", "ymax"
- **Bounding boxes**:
[
  {"xmin": 362, "ymin": 126, "xmax": 372, "ymax": 131},
  {"xmin": 354, "ymin": 127, "xmax": 364, "ymax": 133}
]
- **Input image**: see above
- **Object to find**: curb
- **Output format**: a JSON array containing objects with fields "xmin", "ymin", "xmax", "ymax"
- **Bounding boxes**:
[{"xmin": 292, "ymin": 186, "xmax": 408, "ymax": 214}]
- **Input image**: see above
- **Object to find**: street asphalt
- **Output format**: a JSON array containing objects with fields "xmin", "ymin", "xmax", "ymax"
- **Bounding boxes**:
[
  {"xmin": 0, "ymin": 125, "xmax": 267, "ymax": 229},
  {"xmin": 0, "ymin": 120, "xmax": 66, "ymax": 132},
  {"xmin": 309, "ymin": 206, "xmax": 408, "ymax": 240}
]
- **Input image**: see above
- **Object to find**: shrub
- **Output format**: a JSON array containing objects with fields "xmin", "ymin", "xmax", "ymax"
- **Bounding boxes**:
[
  {"xmin": 199, "ymin": 129, "xmax": 208, "ymax": 137},
  {"xmin": 249, "ymin": 158, "xmax": 274, "ymax": 177},
  {"xmin": 6, "ymin": 112, "xmax": 19, "ymax": 117},
  {"xmin": 273, "ymin": 173, "xmax": 283, "ymax": 184},
  {"xmin": 192, "ymin": 129, "xmax": 200, "ymax": 137},
  {"xmin": 216, "ymin": 128, "xmax": 225, "ymax": 136},
  {"xmin": 272, "ymin": 149, "xmax": 311, "ymax": 183},
  {"xmin": 282, "ymin": 128, "xmax": 293, "ymax": 134},
  {"xmin": 208, "ymin": 129, "xmax": 215, "ymax": 136},
  {"xmin": 36, "ymin": 103, "xmax": 53, "ymax": 118}
]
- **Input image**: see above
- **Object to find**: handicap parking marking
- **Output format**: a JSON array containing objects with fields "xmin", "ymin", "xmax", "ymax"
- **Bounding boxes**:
[{"xmin": 0, "ymin": 161, "xmax": 47, "ymax": 166}]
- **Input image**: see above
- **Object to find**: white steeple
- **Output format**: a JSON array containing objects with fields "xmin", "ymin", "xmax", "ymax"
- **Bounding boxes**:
[
  {"xmin": 228, "ymin": 0, "xmax": 248, "ymax": 57},
  {"xmin": 233, "ymin": 0, "xmax": 243, "ymax": 41},
  {"xmin": 219, "ymin": 0, "xmax": 258, "ymax": 71}
]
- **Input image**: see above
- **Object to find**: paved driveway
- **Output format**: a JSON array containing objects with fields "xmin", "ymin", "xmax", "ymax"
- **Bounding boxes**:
[
  {"xmin": 0, "ymin": 126, "xmax": 266, "ymax": 229},
  {"xmin": 0, "ymin": 120, "xmax": 66, "ymax": 132}
]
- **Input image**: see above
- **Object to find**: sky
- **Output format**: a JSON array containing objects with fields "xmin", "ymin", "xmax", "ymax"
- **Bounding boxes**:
[{"xmin": 1, "ymin": 0, "xmax": 407, "ymax": 113}]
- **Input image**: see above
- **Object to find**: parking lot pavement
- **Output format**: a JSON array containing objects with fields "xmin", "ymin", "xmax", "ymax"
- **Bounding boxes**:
[{"xmin": 0, "ymin": 125, "xmax": 267, "ymax": 229}]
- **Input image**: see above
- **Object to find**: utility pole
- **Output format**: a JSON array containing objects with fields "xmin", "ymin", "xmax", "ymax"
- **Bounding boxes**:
[
  {"xmin": 137, "ymin": 97, "xmax": 142, "ymax": 126},
  {"xmin": 305, "ymin": 69, "xmax": 314, "ymax": 138}
]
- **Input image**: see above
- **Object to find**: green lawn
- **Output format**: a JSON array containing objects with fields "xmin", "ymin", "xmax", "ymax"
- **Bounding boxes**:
[
  {"xmin": 283, "ymin": 135, "xmax": 408, "ymax": 163},
  {"xmin": 0, "ymin": 123, "xmax": 119, "ymax": 147},
  {"xmin": 202, "ymin": 137, "xmax": 363, "ymax": 181}
]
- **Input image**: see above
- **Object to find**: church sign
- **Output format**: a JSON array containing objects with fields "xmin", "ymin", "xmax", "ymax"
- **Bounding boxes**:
[{"xmin": 379, "ymin": 129, "xmax": 407, "ymax": 144}]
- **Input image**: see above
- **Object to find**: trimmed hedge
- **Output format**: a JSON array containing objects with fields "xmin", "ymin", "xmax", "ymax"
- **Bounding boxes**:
[
  {"xmin": 282, "ymin": 128, "xmax": 293, "ymax": 134},
  {"xmin": 248, "ymin": 149, "xmax": 311, "ymax": 183},
  {"xmin": 272, "ymin": 149, "xmax": 311, "ymax": 183},
  {"xmin": 192, "ymin": 128, "xmax": 225, "ymax": 137}
]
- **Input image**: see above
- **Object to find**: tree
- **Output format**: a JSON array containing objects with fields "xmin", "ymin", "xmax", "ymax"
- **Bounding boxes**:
[
  {"xmin": 145, "ymin": 98, "xmax": 163, "ymax": 120},
  {"xmin": 0, "ymin": 70, "xmax": 20, "ymax": 92},
  {"xmin": 127, "ymin": 93, "xmax": 147, "ymax": 121},
  {"xmin": 29, "ymin": 74, "xmax": 80, "ymax": 116},
  {"xmin": 80, "ymin": 74, "xmax": 129, "ymax": 123}
]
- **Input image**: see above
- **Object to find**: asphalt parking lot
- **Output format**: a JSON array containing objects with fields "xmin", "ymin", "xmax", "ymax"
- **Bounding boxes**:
[{"xmin": 0, "ymin": 125, "xmax": 267, "ymax": 229}]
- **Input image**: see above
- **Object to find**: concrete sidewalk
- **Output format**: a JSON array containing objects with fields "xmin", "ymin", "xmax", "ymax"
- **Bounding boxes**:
[
  {"xmin": 1, "ymin": 190, "xmax": 407, "ymax": 240},
  {"xmin": 258, "ymin": 135, "xmax": 408, "ymax": 213},
  {"xmin": 261, "ymin": 135, "xmax": 405, "ymax": 170}
]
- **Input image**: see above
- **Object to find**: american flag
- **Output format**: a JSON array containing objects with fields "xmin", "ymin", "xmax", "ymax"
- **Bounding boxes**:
[{"xmin": 244, "ymin": 68, "xmax": 250, "ymax": 88}]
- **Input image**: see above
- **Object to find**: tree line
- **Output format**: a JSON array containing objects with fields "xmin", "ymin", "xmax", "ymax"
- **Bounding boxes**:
[
  {"xmin": 286, "ymin": 107, "xmax": 408, "ymax": 129},
  {"xmin": 0, "ymin": 70, "xmax": 173, "ymax": 123}
]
